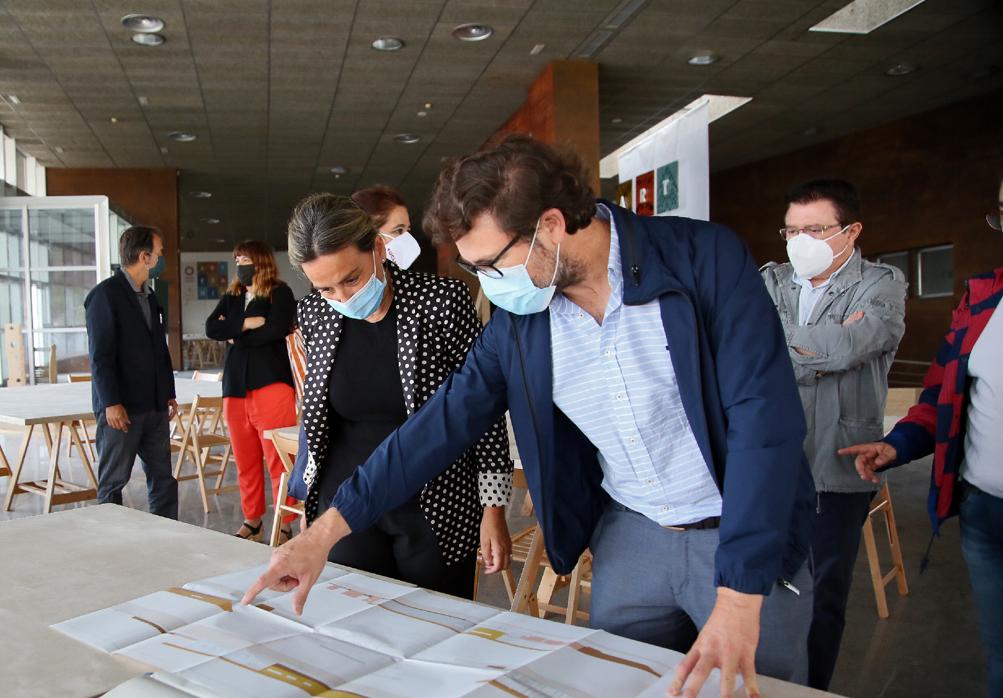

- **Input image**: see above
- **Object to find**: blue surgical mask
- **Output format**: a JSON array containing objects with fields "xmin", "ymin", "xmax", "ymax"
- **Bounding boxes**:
[
  {"xmin": 477, "ymin": 218, "xmax": 560, "ymax": 315},
  {"xmin": 148, "ymin": 255, "xmax": 165, "ymax": 279},
  {"xmin": 324, "ymin": 249, "xmax": 387, "ymax": 320}
]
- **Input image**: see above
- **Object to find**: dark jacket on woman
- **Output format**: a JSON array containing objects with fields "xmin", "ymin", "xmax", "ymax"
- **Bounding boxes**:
[
  {"xmin": 289, "ymin": 264, "xmax": 513, "ymax": 564},
  {"xmin": 205, "ymin": 283, "xmax": 296, "ymax": 398}
]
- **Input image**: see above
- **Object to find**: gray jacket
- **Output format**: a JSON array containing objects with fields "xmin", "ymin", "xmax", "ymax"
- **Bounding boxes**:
[{"xmin": 761, "ymin": 251, "xmax": 907, "ymax": 493}]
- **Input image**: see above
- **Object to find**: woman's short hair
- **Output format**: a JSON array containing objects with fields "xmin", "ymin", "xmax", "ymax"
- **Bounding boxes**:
[
  {"xmin": 287, "ymin": 193, "xmax": 377, "ymax": 268},
  {"xmin": 351, "ymin": 185, "xmax": 407, "ymax": 230},
  {"xmin": 423, "ymin": 135, "xmax": 596, "ymax": 245}
]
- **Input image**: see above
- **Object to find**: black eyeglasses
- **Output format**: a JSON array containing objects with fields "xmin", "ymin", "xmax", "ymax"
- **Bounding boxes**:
[{"xmin": 455, "ymin": 235, "xmax": 521, "ymax": 279}]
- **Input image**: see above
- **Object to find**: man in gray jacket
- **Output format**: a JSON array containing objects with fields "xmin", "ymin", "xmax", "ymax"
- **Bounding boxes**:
[{"xmin": 761, "ymin": 179, "xmax": 906, "ymax": 691}]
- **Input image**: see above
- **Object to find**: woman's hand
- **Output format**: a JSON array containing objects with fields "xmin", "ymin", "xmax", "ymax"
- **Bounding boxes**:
[
  {"xmin": 243, "ymin": 316, "xmax": 266, "ymax": 331},
  {"xmin": 479, "ymin": 506, "xmax": 512, "ymax": 574}
]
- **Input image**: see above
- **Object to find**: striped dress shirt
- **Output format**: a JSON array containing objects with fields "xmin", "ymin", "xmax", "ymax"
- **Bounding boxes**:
[{"xmin": 549, "ymin": 205, "xmax": 722, "ymax": 526}]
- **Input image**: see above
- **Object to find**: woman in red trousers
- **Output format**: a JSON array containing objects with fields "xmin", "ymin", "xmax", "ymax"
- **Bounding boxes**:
[{"xmin": 205, "ymin": 240, "xmax": 298, "ymax": 543}]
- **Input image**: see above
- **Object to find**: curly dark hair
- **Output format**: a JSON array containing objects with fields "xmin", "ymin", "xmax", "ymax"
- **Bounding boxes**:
[{"xmin": 423, "ymin": 135, "xmax": 596, "ymax": 245}]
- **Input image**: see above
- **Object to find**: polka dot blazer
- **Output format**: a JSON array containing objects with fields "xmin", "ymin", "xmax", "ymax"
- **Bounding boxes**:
[{"xmin": 298, "ymin": 263, "xmax": 513, "ymax": 564}]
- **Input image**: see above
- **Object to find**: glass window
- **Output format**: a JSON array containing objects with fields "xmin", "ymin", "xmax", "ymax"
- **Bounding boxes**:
[
  {"xmin": 28, "ymin": 208, "xmax": 97, "ymax": 267},
  {"xmin": 0, "ymin": 208, "xmax": 23, "ymax": 269},
  {"xmin": 31, "ymin": 331, "xmax": 90, "ymax": 382},
  {"xmin": 0, "ymin": 270, "xmax": 25, "ymax": 326},
  {"xmin": 917, "ymin": 245, "xmax": 953, "ymax": 298},
  {"xmin": 876, "ymin": 251, "xmax": 910, "ymax": 286},
  {"xmin": 30, "ymin": 269, "xmax": 96, "ymax": 328}
]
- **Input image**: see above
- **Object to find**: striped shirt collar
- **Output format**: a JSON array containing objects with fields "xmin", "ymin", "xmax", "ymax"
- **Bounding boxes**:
[{"xmin": 550, "ymin": 203, "xmax": 621, "ymax": 318}]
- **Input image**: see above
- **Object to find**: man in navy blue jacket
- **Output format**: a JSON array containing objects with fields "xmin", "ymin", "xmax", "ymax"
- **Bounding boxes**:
[
  {"xmin": 246, "ymin": 137, "xmax": 815, "ymax": 697},
  {"xmin": 85, "ymin": 226, "xmax": 178, "ymax": 518}
]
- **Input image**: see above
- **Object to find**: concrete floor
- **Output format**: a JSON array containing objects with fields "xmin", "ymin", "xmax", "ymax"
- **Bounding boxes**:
[{"xmin": 0, "ymin": 423, "xmax": 987, "ymax": 698}]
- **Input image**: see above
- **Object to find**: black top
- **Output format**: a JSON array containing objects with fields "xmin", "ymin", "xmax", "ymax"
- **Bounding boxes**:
[
  {"xmin": 316, "ymin": 303, "xmax": 406, "ymax": 513},
  {"xmin": 204, "ymin": 283, "xmax": 296, "ymax": 398},
  {"xmin": 84, "ymin": 269, "xmax": 176, "ymax": 415}
]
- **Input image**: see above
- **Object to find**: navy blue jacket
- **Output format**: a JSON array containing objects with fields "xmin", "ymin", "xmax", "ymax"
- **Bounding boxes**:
[
  {"xmin": 84, "ymin": 269, "xmax": 175, "ymax": 416},
  {"xmin": 326, "ymin": 202, "xmax": 815, "ymax": 595}
]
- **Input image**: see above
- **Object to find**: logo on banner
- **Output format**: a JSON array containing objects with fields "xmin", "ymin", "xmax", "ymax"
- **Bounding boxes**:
[
  {"xmin": 635, "ymin": 171, "xmax": 655, "ymax": 217},
  {"xmin": 656, "ymin": 161, "xmax": 680, "ymax": 214},
  {"xmin": 615, "ymin": 180, "xmax": 633, "ymax": 211}
]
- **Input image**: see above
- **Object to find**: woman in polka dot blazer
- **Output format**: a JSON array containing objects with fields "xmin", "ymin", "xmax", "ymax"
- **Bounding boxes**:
[{"xmin": 284, "ymin": 192, "xmax": 514, "ymax": 599}]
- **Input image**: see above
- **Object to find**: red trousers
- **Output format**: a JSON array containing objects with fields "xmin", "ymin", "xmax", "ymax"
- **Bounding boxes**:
[{"xmin": 223, "ymin": 382, "xmax": 298, "ymax": 523}]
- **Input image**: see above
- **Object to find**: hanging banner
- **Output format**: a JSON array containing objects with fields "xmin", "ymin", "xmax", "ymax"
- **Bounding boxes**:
[{"xmin": 616, "ymin": 100, "xmax": 709, "ymax": 221}]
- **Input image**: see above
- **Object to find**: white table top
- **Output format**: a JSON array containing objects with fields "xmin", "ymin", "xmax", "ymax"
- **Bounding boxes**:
[
  {"xmin": 0, "ymin": 505, "xmax": 841, "ymax": 698},
  {"xmin": 0, "ymin": 378, "xmax": 223, "ymax": 427},
  {"xmin": 0, "ymin": 505, "xmax": 271, "ymax": 698}
]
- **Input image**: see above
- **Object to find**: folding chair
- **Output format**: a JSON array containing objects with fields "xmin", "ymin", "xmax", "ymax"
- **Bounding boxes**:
[
  {"xmin": 171, "ymin": 395, "xmax": 236, "ymax": 513},
  {"xmin": 268, "ymin": 427, "xmax": 305, "ymax": 546},
  {"xmin": 862, "ymin": 483, "xmax": 909, "ymax": 618},
  {"xmin": 66, "ymin": 374, "xmax": 97, "ymax": 462}
]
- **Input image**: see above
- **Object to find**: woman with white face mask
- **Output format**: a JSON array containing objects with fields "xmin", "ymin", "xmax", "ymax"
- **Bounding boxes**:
[
  {"xmin": 350, "ymin": 185, "xmax": 423, "ymax": 271},
  {"xmin": 282, "ymin": 193, "xmax": 513, "ymax": 599}
]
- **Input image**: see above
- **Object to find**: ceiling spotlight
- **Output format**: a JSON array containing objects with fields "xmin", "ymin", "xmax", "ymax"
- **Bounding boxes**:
[
  {"xmin": 885, "ymin": 62, "xmax": 917, "ymax": 76},
  {"xmin": 688, "ymin": 52, "xmax": 718, "ymax": 66},
  {"xmin": 167, "ymin": 131, "xmax": 196, "ymax": 142},
  {"xmin": 530, "ymin": 43, "xmax": 545, "ymax": 56},
  {"xmin": 394, "ymin": 133, "xmax": 420, "ymax": 144},
  {"xmin": 372, "ymin": 37, "xmax": 404, "ymax": 52},
  {"xmin": 110, "ymin": 116, "xmax": 121, "ymax": 124},
  {"xmin": 202, "ymin": 217, "xmax": 221, "ymax": 225},
  {"xmin": 5, "ymin": 94, "xmax": 20, "ymax": 105},
  {"xmin": 189, "ymin": 191, "xmax": 212, "ymax": 198},
  {"xmin": 424, "ymin": 102, "xmax": 433, "ymax": 109},
  {"xmin": 611, "ymin": 117, "xmax": 623, "ymax": 124},
  {"xmin": 329, "ymin": 165, "xmax": 349, "ymax": 175},
  {"xmin": 417, "ymin": 110, "xmax": 428, "ymax": 118},
  {"xmin": 452, "ymin": 23, "xmax": 493, "ymax": 42},
  {"xmin": 121, "ymin": 14, "xmax": 165, "ymax": 33},
  {"xmin": 132, "ymin": 33, "xmax": 165, "ymax": 46}
]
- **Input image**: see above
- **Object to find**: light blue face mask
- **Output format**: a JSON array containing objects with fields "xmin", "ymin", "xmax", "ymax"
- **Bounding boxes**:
[
  {"xmin": 324, "ymin": 248, "xmax": 387, "ymax": 320},
  {"xmin": 477, "ymin": 218, "xmax": 560, "ymax": 315}
]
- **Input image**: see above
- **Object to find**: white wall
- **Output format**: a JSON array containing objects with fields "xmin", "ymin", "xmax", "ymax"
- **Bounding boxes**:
[{"xmin": 179, "ymin": 251, "xmax": 311, "ymax": 337}]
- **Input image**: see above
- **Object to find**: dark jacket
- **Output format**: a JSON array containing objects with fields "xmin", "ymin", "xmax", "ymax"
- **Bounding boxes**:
[
  {"xmin": 327, "ymin": 202, "xmax": 816, "ymax": 595},
  {"xmin": 84, "ymin": 269, "xmax": 175, "ymax": 415},
  {"xmin": 289, "ymin": 264, "xmax": 513, "ymax": 564},
  {"xmin": 204, "ymin": 283, "xmax": 296, "ymax": 398}
]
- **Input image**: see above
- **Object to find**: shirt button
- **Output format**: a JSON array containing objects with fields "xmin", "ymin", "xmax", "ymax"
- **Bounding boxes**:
[
  {"xmin": 661, "ymin": 506, "xmax": 668, "ymax": 512},
  {"xmin": 616, "ymin": 393, "xmax": 624, "ymax": 400},
  {"xmin": 629, "ymin": 437, "xmax": 637, "ymax": 444},
  {"xmin": 605, "ymin": 350, "xmax": 612, "ymax": 357}
]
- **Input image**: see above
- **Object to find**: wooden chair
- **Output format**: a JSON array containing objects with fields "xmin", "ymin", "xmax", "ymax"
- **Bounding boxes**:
[
  {"xmin": 192, "ymin": 370, "xmax": 222, "ymax": 382},
  {"xmin": 862, "ymin": 483, "xmax": 909, "ymax": 618},
  {"xmin": 48, "ymin": 344, "xmax": 57, "ymax": 384},
  {"xmin": 66, "ymin": 374, "xmax": 97, "ymax": 462},
  {"xmin": 171, "ymin": 395, "xmax": 236, "ymax": 513},
  {"xmin": 488, "ymin": 467, "xmax": 592, "ymax": 625},
  {"xmin": 268, "ymin": 427, "xmax": 305, "ymax": 546}
]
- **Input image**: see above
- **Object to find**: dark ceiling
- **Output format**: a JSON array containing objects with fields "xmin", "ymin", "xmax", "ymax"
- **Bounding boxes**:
[{"xmin": 0, "ymin": 0, "xmax": 1000, "ymax": 251}]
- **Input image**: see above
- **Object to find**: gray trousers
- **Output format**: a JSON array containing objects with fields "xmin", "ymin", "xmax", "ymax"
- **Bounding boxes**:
[
  {"xmin": 590, "ymin": 501, "xmax": 811, "ymax": 685},
  {"xmin": 95, "ymin": 409, "xmax": 178, "ymax": 519}
]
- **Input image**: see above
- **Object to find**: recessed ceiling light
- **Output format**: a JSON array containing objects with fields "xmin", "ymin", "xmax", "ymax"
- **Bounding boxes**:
[
  {"xmin": 121, "ymin": 14, "xmax": 165, "ymax": 33},
  {"xmin": 530, "ymin": 43, "xmax": 545, "ymax": 56},
  {"xmin": 137, "ymin": 95, "xmax": 149, "ymax": 106},
  {"xmin": 417, "ymin": 110, "xmax": 428, "ymax": 118},
  {"xmin": 394, "ymin": 133, "xmax": 420, "ymax": 144},
  {"xmin": 189, "ymin": 191, "xmax": 212, "ymax": 198},
  {"xmin": 54, "ymin": 146, "xmax": 65, "ymax": 154},
  {"xmin": 202, "ymin": 217, "xmax": 221, "ymax": 225},
  {"xmin": 329, "ymin": 166, "xmax": 349, "ymax": 175},
  {"xmin": 452, "ymin": 23, "xmax": 493, "ymax": 42},
  {"xmin": 688, "ymin": 52, "xmax": 718, "ymax": 66},
  {"xmin": 885, "ymin": 62, "xmax": 917, "ymax": 76},
  {"xmin": 372, "ymin": 37, "xmax": 404, "ymax": 51},
  {"xmin": 611, "ymin": 117, "xmax": 623, "ymax": 124},
  {"xmin": 168, "ymin": 131, "xmax": 196, "ymax": 142},
  {"xmin": 132, "ymin": 33, "xmax": 165, "ymax": 46},
  {"xmin": 110, "ymin": 116, "xmax": 121, "ymax": 124},
  {"xmin": 424, "ymin": 102, "xmax": 433, "ymax": 109},
  {"xmin": 5, "ymin": 94, "xmax": 20, "ymax": 105}
]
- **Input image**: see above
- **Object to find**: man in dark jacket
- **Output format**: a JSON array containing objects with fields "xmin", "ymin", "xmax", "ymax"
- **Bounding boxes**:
[
  {"xmin": 85, "ymin": 226, "xmax": 178, "ymax": 519},
  {"xmin": 245, "ymin": 137, "xmax": 816, "ymax": 697}
]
